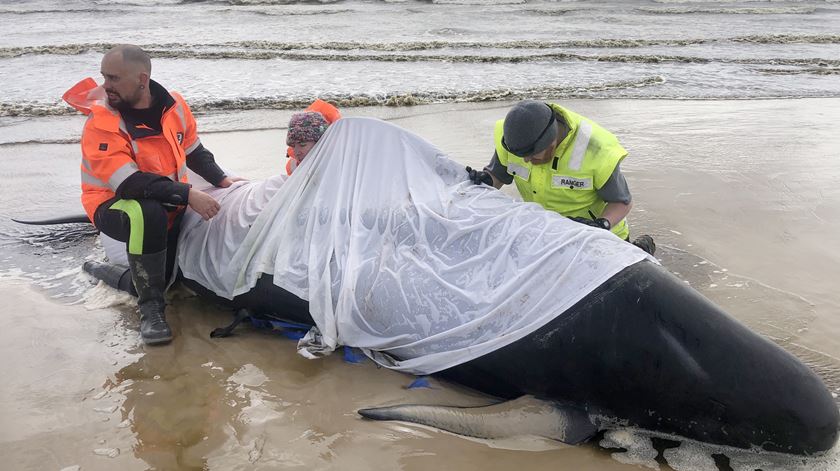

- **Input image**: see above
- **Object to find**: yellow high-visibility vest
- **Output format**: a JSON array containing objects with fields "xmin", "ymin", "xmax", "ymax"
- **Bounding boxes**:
[{"xmin": 494, "ymin": 103, "xmax": 630, "ymax": 239}]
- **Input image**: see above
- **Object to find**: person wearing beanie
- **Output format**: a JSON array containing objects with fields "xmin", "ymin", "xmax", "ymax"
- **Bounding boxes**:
[
  {"xmin": 285, "ymin": 99, "xmax": 341, "ymax": 175},
  {"xmin": 466, "ymin": 100, "xmax": 655, "ymax": 255}
]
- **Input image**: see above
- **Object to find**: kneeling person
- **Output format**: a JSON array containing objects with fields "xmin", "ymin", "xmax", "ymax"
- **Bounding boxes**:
[
  {"xmin": 66, "ymin": 45, "xmax": 242, "ymax": 345},
  {"xmin": 467, "ymin": 100, "xmax": 654, "ymax": 255},
  {"xmin": 285, "ymin": 111, "xmax": 331, "ymax": 174}
]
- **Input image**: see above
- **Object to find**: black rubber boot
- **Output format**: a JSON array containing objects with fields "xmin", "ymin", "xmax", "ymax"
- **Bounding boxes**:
[
  {"xmin": 128, "ymin": 249, "xmax": 173, "ymax": 345},
  {"xmin": 632, "ymin": 234, "xmax": 656, "ymax": 256},
  {"xmin": 82, "ymin": 261, "xmax": 137, "ymax": 296}
]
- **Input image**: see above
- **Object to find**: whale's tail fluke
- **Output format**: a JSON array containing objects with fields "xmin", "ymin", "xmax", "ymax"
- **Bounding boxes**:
[{"xmin": 358, "ymin": 395, "xmax": 598, "ymax": 445}]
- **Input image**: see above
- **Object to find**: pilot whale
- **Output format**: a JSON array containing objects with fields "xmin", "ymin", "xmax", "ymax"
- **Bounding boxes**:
[
  {"xmin": 37, "ymin": 114, "xmax": 839, "ymax": 456},
  {"xmin": 174, "ymin": 259, "xmax": 839, "ymax": 456},
  {"xmin": 55, "ymin": 195, "xmax": 839, "ymax": 455}
]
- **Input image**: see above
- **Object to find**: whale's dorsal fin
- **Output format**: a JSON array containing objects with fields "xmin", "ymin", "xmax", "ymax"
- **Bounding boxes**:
[{"xmin": 358, "ymin": 395, "xmax": 598, "ymax": 445}]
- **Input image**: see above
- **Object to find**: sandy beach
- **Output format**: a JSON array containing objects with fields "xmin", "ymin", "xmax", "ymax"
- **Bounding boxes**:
[{"xmin": 2, "ymin": 98, "xmax": 839, "ymax": 471}]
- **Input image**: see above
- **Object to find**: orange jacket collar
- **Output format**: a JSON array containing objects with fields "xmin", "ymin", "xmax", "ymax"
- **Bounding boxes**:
[{"xmin": 63, "ymin": 77, "xmax": 121, "ymax": 131}]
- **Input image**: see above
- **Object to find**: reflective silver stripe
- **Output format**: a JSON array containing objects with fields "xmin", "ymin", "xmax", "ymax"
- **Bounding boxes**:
[
  {"xmin": 81, "ymin": 156, "xmax": 94, "ymax": 174},
  {"xmin": 166, "ymin": 172, "xmax": 177, "ymax": 181},
  {"xmin": 107, "ymin": 161, "xmax": 139, "ymax": 190},
  {"xmin": 185, "ymin": 137, "xmax": 201, "ymax": 155},
  {"xmin": 507, "ymin": 162, "xmax": 530, "ymax": 181},
  {"xmin": 118, "ymin": 119, "xmax": 139, "ymax": 156},
  {"xmin": 174, "ymin": 101, "xmax": 187, "ymax": 130},
  {"xmin": 568, "ymin": 121, "xmax": 592, "ymax": 171},
  {"xmin": 80, "ymin": 169, "xmax": 108, "ymax": 188},
  {"xmin": 176, "ymin": 162, "xmax": 187, "ymax": 181},
  {"xmin": 174, "ymin": 98, "xmax": 200, "ymax": 154}
]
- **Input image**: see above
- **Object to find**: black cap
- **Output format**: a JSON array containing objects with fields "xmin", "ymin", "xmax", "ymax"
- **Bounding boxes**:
[{"xmin": 502, "ymin": 100, "xmax": 558, "ymax": 156}]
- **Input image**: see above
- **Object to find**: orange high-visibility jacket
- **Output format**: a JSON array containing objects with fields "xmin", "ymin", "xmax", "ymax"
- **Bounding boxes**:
[
  {"xmin": 285, "ymin": 99, "xmax": 341, "ymax": 175},
  {"xmin": 63, "ymin": 78, "xmax": 200, "ymax": 223}
]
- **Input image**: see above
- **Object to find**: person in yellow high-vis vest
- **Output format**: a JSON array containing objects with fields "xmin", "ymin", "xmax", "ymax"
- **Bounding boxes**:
[{"xmin": 466, "ymin": 100, "xmax": 655, "ymax": 255}]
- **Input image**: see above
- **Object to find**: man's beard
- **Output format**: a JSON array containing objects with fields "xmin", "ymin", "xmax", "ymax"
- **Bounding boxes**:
[{"xmin": 107, "ymin": 90, "xmax": 140, "ymax": 110}]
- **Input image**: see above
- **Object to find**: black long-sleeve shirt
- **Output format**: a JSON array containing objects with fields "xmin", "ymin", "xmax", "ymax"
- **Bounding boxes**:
[
  {"xmin": 115, "ymin": 144, "xmax": 226, "ymax": 206},
  {"xmin": 112, "ymin": 82, "xmax": 226, "ymax": 206}
]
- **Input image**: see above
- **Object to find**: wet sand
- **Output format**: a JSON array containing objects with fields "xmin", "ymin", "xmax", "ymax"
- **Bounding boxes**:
[
  {"xmin": 2, "ymin": 99, "xmax": 839, "ymax": 470},
  {"xmin": 0, "ymin": 282, "xmax": 630, "ymax": 471},
  {"xmin": 0, "ymin": 281, "xmax": 145, "ymax": 471}
]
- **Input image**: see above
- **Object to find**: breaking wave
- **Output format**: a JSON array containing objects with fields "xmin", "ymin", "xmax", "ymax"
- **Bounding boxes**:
[
  {"xmin": 638, "ymin": 6, "xmax": 817, "ymax": 14},
  {"xmin": 0, "ymin": 103, "xmax": 78, "ymax": 118},
  {"xmin": 429, "ymin": 0, "xmax": 525, "ymax": 4},
  {"xmin": 732, "ymin": 34, "xmax": 840, "ymax": 44},
  {"xmin": 3, "ymin": 34, "xmax": 839, "ymax": 58},
  {"xmin": 0, "ymin": 8, "xmax": 132, "ymax": 14},
  {"xmin": 0, "ymin": 76, "xmax": 665, "ymax": 118},
  {"xmin": 243, "ymin": 7, "xmax": 353, "ymax": 15},
  {"xmin": 0, "ymin": 138, "xmax": 80, "ymax": 147},
  {"xmin": 0, "ymin": 43, "xmax": 119, "ymax": 59},
  {"xmin": 137, "ymin": 49, "xmax": 840, "ymax": 68},
  {"xmin": 2, "ymin": 44, "xmax": 839, "ymax": 71},
  {"xmin": 758, "ymin": 67, "xmax": 840, "ymax": 76},
  {"xmin": 521, "ymin": 7, "xmax": 574, "ymax": 16}
]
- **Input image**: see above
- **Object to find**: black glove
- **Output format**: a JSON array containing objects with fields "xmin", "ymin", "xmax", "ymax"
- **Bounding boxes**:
[
  {"xmin": 569, "ymin": 216, "xmax": 611, "ymax": 230},
  {"xmin": 466, "ymin": 166, "xmax": 493, "ymax": 186}
]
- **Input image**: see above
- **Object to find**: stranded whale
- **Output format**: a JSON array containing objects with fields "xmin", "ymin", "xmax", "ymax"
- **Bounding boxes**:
[
  {"xmin": 180, "ymin": 259, "xmax": 839, "ymax": 455},
  {"xmin": 76, "ymin": 118, "xmax": 838, "ymax": 455}
]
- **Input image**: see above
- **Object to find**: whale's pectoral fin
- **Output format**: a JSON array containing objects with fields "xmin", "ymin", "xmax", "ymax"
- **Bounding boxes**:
[{"xmin": 358, "ymin": 395, "xmax": 598, "ymax": 445}]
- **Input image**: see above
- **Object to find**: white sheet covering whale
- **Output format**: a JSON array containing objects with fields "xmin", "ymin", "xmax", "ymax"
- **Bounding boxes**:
[{"xmin": 176, "ymin": 117, "xmax": 652, "ymax": 374}]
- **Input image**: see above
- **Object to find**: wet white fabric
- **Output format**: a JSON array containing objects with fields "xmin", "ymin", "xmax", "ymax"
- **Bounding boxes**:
[
  {"xmin": 101, "ymin": 233, "xmax": 128, "ymax": 266},
  {"xmin": 177, "ymin": 117, "xmax": 652, "ymax": 375},
  {"xmin": 177, "ymin": 175, "xmax": 285, "ymax": 292}
]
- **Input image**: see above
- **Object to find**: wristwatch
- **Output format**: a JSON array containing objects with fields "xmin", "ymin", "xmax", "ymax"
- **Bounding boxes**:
[{"xmin": 595, "ymin": 218, "xmax": 611, "ymax": 230}]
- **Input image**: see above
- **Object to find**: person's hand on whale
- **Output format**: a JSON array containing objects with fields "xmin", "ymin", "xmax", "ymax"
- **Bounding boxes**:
[
  {"xmin": 465, "ymin": 166, "xmax": 494, "ymax": 186},
  {"xmin": 218, "ymin": 176, "xmax": 247, "ymax": 188},
  {"xmin": 188, "ymin": 188, "xmax": 221, "ymax": 220}
]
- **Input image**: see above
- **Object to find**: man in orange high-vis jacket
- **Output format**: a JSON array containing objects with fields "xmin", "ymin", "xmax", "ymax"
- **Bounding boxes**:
[
  {"xmin": 285, "ymin": 99, "xmax": 340, "ymax": 175},
  {"xmin": 65, "ymin": 45, "xmax": 243, "ymax": 345}
]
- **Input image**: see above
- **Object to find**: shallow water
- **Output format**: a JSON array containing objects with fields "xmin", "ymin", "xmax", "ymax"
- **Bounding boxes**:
[{"xmin": 1, "ymin": 99, "xmax": 839, "ymax": 470}]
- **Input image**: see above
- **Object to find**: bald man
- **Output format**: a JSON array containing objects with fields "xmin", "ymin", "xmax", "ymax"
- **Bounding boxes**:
[{"xmin": 63, "ymin": 45, "xmax": 243, "ymax": 345}]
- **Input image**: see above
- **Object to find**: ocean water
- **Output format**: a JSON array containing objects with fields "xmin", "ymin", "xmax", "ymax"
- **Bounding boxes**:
[
  {"xmin": 2, "ymin": 0, "xmax": 840, "ymax": 123},
  {"xmin": 2, "ymin": 0, "xmax": 839, "ymax": 149}
]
